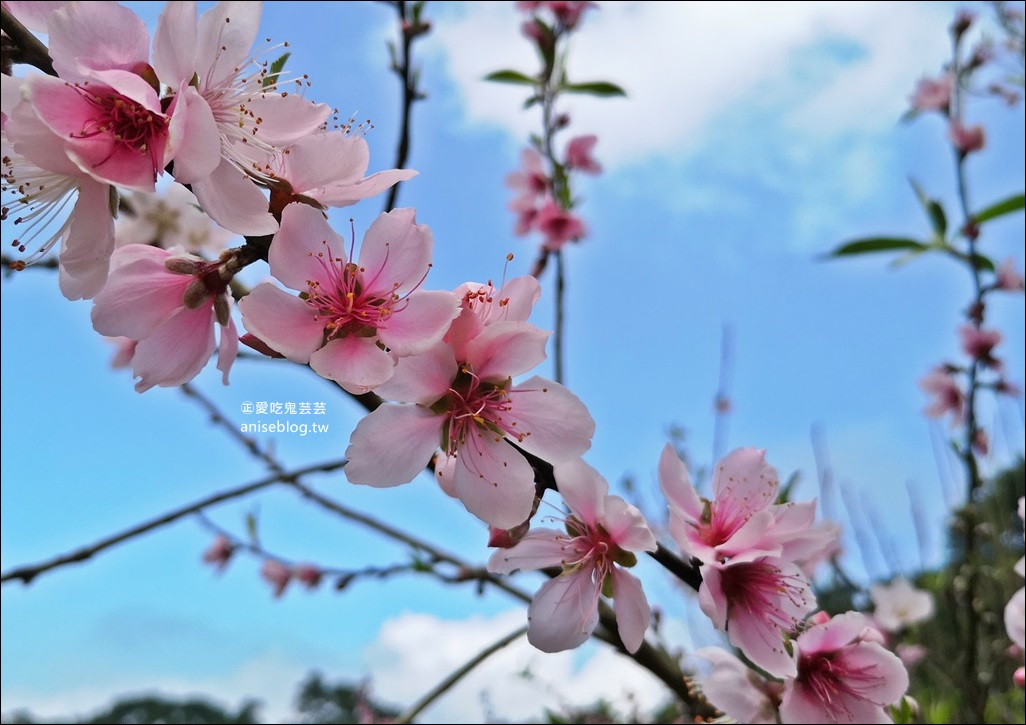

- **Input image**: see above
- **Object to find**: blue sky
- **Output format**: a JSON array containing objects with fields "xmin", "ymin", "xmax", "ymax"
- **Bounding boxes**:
[{"xmin": 2, "ymin": 1, "xmax": 1024, "ymax": 722}]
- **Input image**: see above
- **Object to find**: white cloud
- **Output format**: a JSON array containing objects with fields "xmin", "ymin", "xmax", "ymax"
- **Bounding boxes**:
[
  {"xmin": 362, "ymin": 609, "xmax": 672, "ymax": 724},
  {"xmin": 429, "ymin": 1, "xmax": 954, "ymax": 167}
]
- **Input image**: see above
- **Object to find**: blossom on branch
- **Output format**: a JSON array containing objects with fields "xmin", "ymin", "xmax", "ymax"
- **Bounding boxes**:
[{"xmin": 487, "ymin": 458, "xmax": 657, "ymax": 653}]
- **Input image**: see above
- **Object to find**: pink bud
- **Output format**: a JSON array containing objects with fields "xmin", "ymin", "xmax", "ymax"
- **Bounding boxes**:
[
  {"xmin": 949, "ymin": 121, "xmax": 986, "ymax": 155},
  {"xmin": 1015, "ymin": 666, "xmax": 1025, "ymax": 688},
  {"xmin": 202, "ymin": 535, "xmax": 235, "ymax": 573},
  {"xmin": 261, "ymin": 559, "xmax": 292, "ymax": 598},
  {"xmin": 294, "ymin": 563, "xmax": 323, "ymax": 589}
]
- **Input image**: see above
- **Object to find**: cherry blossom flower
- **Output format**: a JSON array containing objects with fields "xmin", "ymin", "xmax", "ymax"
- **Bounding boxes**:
[
  {"xmin": 659, "ymin": 443, "xmax": 785, "ymax": 563},
  {"xmin": 345, "ymin": 323, "xmax": 595, "ymax": 529},
  {"xmin": 90, "ymin": 244, "xmax": 239, "ymax": 392},
  {"xmin": 908, "ymin": 73, "xmax": 953, "ymax": 113},
  {"xmin": 261, "ymin": 131, "xmax": 417, "ymax": 213},
  {"xmin": 506, "ymin": 147, "xmax": 550, "ymax": 201},
  {"xmin": 949, "ymin": 120, "xmax": 986, "ymax": 156},
  {"xmin": 116, "ymin": 183, "xmax": 235, "ymax": 254},
  {"xmin": 565, "ymin": 135, "xmax": 602, "ymax": 174},
  {"xmin": 996, "ymin": 258, "xmax": 1025, "ymax": 292},
  {"xmin": 534, "ymin": 198, "xmax": 586, "ymax": 251},
  {"xmin": 869, "ymin": 576, "xmax": 935, "ymax": 632},
  {"xmin": 3, "ymin": 77, "xmax": 117, "ymax": 299},
  {"xmin": 261, "ymin": 559, "xmax": 292, "ymax": 598},
  {"xmin": 152, "ymin": 0, "xmax": 332, "ymax": 234},
  {"xmin": 202, "ymin": 535, "xmax": 235, "ymax": 573},
  {"xmin": 444, "ymin": 275, "xmax": 542, "ymax": 361},
  {"xmin": 238, "ymin": 204, "xmax": 459, "ymax": 394},
  {"xmin": 516, "ymin": 1, "xmax": 597, "ymax": 30},
  {"xmin": 487, "ymin": 458, "xmax": 657, "ymax": 653},
  {"xmin": 699, "ymin": 556, "xmax": 816, "ymax": 678},
  {"xmin": 692, "ymin": 648, "xmax": 782, "ymax": 724},
  {"xmin": 780, "ymin": 611, "xmax": 909, "ymax": 724},
  {"xmin": 959, "ymin": 324, "xmax": 1003, "ymax": 371},
  {"xmin": 919, "ymin": 366, "xmax": 965, "ymax": 426}
]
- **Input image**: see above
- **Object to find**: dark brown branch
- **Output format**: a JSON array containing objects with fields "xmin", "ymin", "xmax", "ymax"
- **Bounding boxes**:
[{"xmin": 1, "ymin": 6, "xmax": 55, "ymax": 76}]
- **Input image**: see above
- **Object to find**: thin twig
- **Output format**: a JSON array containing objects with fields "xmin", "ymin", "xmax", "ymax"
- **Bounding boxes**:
[
  {"xmin": 1, "ymin": 6, "xmax": 55, "ymax": 75},
  {"xmin": 0, "ymin": 459, "xmax": 347, "ymax": 586},
  {"xmin": 394, "ymin": 625, "xmax": 529, "ymax": 724}
]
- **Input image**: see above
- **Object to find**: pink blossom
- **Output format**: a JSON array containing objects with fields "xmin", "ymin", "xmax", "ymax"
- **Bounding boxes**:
[
  {"xmin": 116, "ymin": 183, "xmax": 235, "ymax": 254},
  {"xmin": 908, "ymin": 73, "xmax": 953, "ymax": 113},
  {"xmin": 658, "ymin": 444, "xmax": 784, "ymax": 563},
  {"xmin": 152, "ymin": 1, "xmax": 332, "ymax": 234},
  {"xmin": 294, "ymin": 563, "xmax": 323, "ymax": 590},
  {"xmin": 90, "ymin": 244, "xmax": 239, "ymax": 392},
  {"xmin": 44, "ymin": 2, "xmax": 150, "ymax": 82},
  {"xmin": 202, "ymin": 535, "xmax": 235, "ymax": 573},
  {"xmin": 517, "ymin": 1, "xmax": 597, "ymax": 29},
  {"xmin": 444, "ymin": 275, "xmax": 542, "ymax": 361},
  {"xmin": 506, "ymin": 147, "xmax": 550, "ymax": 200},
  {"xmin": 238, "ymin": 204, "xmax": 459, "ymax": 394},
  {"xmin": 780, "ymin": 611, "xmax": 909, "ymax": 724},
  {"xmin": 919, "ymin": 366, "xmax": 965, "ymax": 426},
  {"xmin": 692, "ymin": 648, "xmax": 782, "ymax": 724},
  {"xmin": 262, "ymin": 131, "xmax": 417, "ymax": 212},
  {"xmin": 487, "ymin": 458, "xmax": 657, "ymax": 653},
  {"xmin": 534, "ymin": 198, "xmax": 586, "ymax": 251},
  {"xmin": 869, "ymin": 576, "xmax": 935, "ymax": 632},
  {"xmin": 106, "ymin": 336, "xmax": 138, "ymax": 369},
  {"xmin": 509, "ymin": 192, "xmax": 541, "ymax": 236},
  {"xmin": 1, "ymin": 1, "xmax": 66, "ymax": 33},
  {"xmin": 949, "ymin": 120, "xmax": 986, "ymax": 155},
  {"xmin": 3, "ymin": 79, "xmax": 117, "ymax": 299},
  {"xmin": 996, "ymin": 258, "xmax": 1025, "ymax": 292},
  {"xmin": 565, "ymin": 135, "xmax": 602, "ymax": 175},
  {"xmin": 261, "ymin": 559, "xmax": 292, "ymax": 598},
  {"xmin": 345, "ymin": 325, "xmax": 595, "ymax": 529},
  {"xmin": 699, "ymin": 556, "xmax": 816, "ymax": 678},
  {"xmin": 959, "ymin": 324, "xmax": 1003, "ymax": 370}
]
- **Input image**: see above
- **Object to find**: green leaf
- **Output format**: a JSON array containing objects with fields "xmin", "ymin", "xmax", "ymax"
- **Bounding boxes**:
[
  {"xmin": 245, "ymin": 510, "xmax": 260, "ymax": 546},
  {"xmin": 484, "ymin": 69, "xmax": 537, "ymax": 86},
  {"xmin": 909, "ymin": 178, "xmax": 947, "ymax": 237},
  {"xmin": 562, "ymin": 80, "xmax": 627, "ymax": 97},
  {"xmin": 826, "ymin": 237, "xmax": 929, "ymax": 258},
  {"xmin": 972, "ymin": 192, "xmax": 1025, "ymax": 225},
  {"xmin": 969, "ymin": 252, "xmax": 995, "ymax": 273},
  {"xmin": 263, "ymin": 51, "xmax": 290, "ymax": 88}
]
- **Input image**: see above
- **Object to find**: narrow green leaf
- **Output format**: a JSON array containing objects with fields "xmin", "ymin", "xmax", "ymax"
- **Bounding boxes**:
[
  {"xmin": 245, "ymin": 511, "xmax": 260, "ymax": 545},
  {"xmin": 972, "ymin": 192, "xmax": 1025, "ymax": 224},
  {"xmin": 562, "ymin": 80, "xmax": 627, "ymax": 97},
  {"xmin": 484, "ymin": 69, "xmax": 537, "ymax": 86},
  {"xmin": 827, "ymin": 237, "xmax": 929, "ymax": 258},
  {"xmin": 969, "ymin": 252, "xmax": 995, "ymax": 273},
  {"xmin": 908, "ymin": 177, "xmax": 947, "ymax": 237},
  {"xmin": 263, "ymin": 51, "xmax": 290, "ymax": 88}
]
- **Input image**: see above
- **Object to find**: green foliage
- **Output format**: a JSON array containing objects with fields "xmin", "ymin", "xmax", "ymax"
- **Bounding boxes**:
[
  {"xmin": 974, "ymin": 193, "xmax": 1026, "ymax": 225},
  {"xmin": 560, "ymin": 81, "xmax": 627, "ymax": 97},
  {"xmin": 263, "ymin": 52, "xmax": 291, "ymax": 89}
]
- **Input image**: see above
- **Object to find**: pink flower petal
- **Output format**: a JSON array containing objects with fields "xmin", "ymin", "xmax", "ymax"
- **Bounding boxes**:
[
  {"xmin": 191, "ymin": 157, "xmax": 278, "ymax": 236},
  {"xmin": 131, "ymin": 305, "xmax": 216, "ymax": 392},
  {"xmin": 553, "ymin": 457, "xmax": 608, "ymax": 527},
  {"xmin": 611, "ymin": 568, "xmax": 650, "ymax": 653},
  {"xmin": 375, "ymin": 344, "xmax": 459, "ymax": 405},
  {"xmin": 310, "ymin": 335, "xmax": 396, "ymax": 394},
  {"xmin": 90, "ymin": 247, "xmax": 191, "ymax": 339},
  {"xmin": 506, "ymin": 376, "xmax": 595, "ymax": 464},
  {"xmin": 658, "ymin": 443, "xmax": 704, "ymax": 521},
  {"xmin": 217, "ymin": 315, "xmax": 239, "ymax": 386},
  {"xmin": 376, "ymin": 290, "xmax": 460, "ymax": 357},
  {"xmin": 167, "ymin": 85, "xmax": 221, "ymax": 183},
  {"xmin": 48, "ymin": 1, "xmax": 149, "ymax": 80},
  {"xmin": 268, "ymin": 202, "xmax": 346, "ymax": 291},
  {"xmin": 527, "ymin": 572, "xmax": 601, "ymax": 653},
  {"xmin": 344, "ymin": 405, "xmax": 443, "ymax": 487},
  {"xmin": 487, "ymin": 529, "xmax": 568, "ymax": 574},
  {"xmin": 316, "ymin": 169, "xmax": 419, "ymax": 208},
  {"xmin": 196, "ymin": 0, "xmax": 262, "ymax": 87},
  {"xmin": 452, "ymin": 433, "xmax": 536, "ymax": 529},
  {"xmin": 153, "ymin": 0, "xmax": 197, "ymax": 87},
  {"xmin": 357, "ymin": 208, "xmax": 433, "ymax": 297},
  {"xmin": 237, "ymin": 93, "xmax": 331, "ymax": 147},
  {"xmin": 237, "ymin": 283, "xmax": 323, "ymax": 362},
  {"xmin": 57, "ymin": 178, "xmax": 115, "ymax": 300},
  {"xmin": 712, "ymin": 448, "xmax": 779, "ymax": 517},
  {"xmin": 465, "ymin": 321, "xmax": 550, "ymax": 380},
  {"xmin": 602, "ymin": 496, "xmax": 658, "ymax": 553}
]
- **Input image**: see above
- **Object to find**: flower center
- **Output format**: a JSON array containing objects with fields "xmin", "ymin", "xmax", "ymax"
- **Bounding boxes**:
[{"xmin": 72, "ymin": 84, "xmax": 168, "ymax": 173}]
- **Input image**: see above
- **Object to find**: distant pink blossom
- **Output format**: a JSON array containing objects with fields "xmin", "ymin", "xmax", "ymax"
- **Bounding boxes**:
[
  {"xmin": 565, "ymin": 135, "xmax": 601, "ymax": 174},
  {"xmin": 700, "ymin": 556, "xmax": 816, "ymax": 678},
  {"xmin": 90, "ymin": 244, "xmax": 239, "ymax": 392},
  {"xmin": 116, "ymin": 183, "xmax": 235, "ymax": 254},
  {"xmin": 908, "ymin": 73, "xmax": 953, "ymax": 113},
  {"xmin": 534, "ymin": 198, "xmax": 586, "ymax": 251},
  {"xmin": 506, "ymin": 147, "xmax": 550, "ymax": 200},
  {"xmin": 488, "ymin": 458, "xmax": 657, "ymax": 653},
  {"xmin": 949, "ymin": 120, "xmax": 986, "ymax": 155},
  {"xmin": 517, "ymin": 1, "xmax": 597, "ymax": 29},
  {"xmin": 345, "ymin": 324, "xmax": 595, "ymax": 529},
  {"xmin": 919, "ymin": 366, "xmax": 965, "ymax": 426},
  {"xmin": 869, "ymin": 576, "xmax": 935, "ymax": 632},
  {"xmin": 261, "ymin": 559, "xmax": 292, "ymax": 598},
  {"xmin": 693, "ymin": 648, "xmax": 782, "ymax": 724},
  {"xmin": 959, "ymin": 324, "xmax": 1002, "ymax": 370},
  {"xmin": 996, "ymin": 258, "xmax": 1025, "ymax": 292},
  {"xmin": 780, "ymin": 611, "xmax": 909, "ymax": 724},
  {"xmin": 202, "ymin": 535, "xmax": 235, "ymax": 573},
  {"xmin": 238, "ymin": 204, "xmax": 459, "ymax": 394},
  {"xmin": 294, "ymin": 564, "xmax": 323, "ymax": 590}
]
